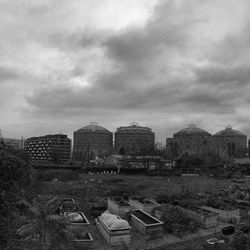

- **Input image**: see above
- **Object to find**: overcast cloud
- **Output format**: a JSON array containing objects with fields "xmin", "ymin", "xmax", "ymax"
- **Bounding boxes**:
[{"xmin": 1, "ymin": 0, "xmax": 250, "ymax": 142}]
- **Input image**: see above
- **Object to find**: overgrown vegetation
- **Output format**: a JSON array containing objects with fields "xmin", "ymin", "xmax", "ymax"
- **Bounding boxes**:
[
  {"xmin": 36, "ymin": 169, "xmax": 80, "ymax": 182},
  {"xmin": 154, "ymin": 204, "xmax": 199, "ymax": 237},
  {"xmin": 203, "ymin": 194, "xmax": 238, "ymax": 210},
  {"xmin": 10, "ymin": 196, "xmax": 73, "ymax": 250},
  {"xmin": 0, "ymin": 141, "xmax": 31, "ymax": 248}
]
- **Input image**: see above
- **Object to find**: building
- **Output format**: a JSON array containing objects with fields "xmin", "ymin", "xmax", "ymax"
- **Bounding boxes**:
[
  {"xmin": 214, "ymin": 126, "xmax": 247, "ymax": 159},
  {"xmin": 0, "ymin": 130, "xmax": 24, "ymax": 150},
  {"xmin": 24, "ymin": 134, "xmax": 71, "ymax": 163},
  {"xmin": 115, "ymin": 123, "xmax": 155, "ymax": 155},
  {"xmin": 172, "ymin": 124, "xmax": 213, "ymax": 157},
  {"xmin": 2, "ymin": 137, "xmax": 24, "ymax": 150},
  {"xmin": 166, "ymin": 138, "xmax": 179, "ymax": 160},
  {"xmin": 73, "ymin": 122, "xmax": 113, "ymax": 161}
]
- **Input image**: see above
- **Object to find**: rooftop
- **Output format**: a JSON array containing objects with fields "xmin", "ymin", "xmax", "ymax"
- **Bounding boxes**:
[
  {"xmin": 214, "ymin": 126, "xmax": 246, "ymax": 137},
  {"xmin": 174, "ymin": 124, "xmax": 211, "ymax": 136},
  {"xmin": 116, "ymin": 122, "xmax": 153, "ymax": 133},
  {"xmin": 76, "ymin": 122, "xmax": 111, "ymax": 133}
]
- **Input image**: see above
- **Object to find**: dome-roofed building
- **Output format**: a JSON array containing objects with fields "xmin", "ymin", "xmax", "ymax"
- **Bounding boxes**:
[
  {"xmin": 73, "ymin": 122, "xmax": 113, "ymax": 161},
  {"xmin": 213, "ymin": 126, "xmax": 247, "ymax": 159},
  {"xmin": 174, "ymin": 125, "xmax": 211, "ymax": 136},
  {"xmin": 172, "ymin": 124, "xmax": 213, "ymax": 157},
  {"xmin": 115, "ymin": 122, "xmax": 155, "ymax": 155}
]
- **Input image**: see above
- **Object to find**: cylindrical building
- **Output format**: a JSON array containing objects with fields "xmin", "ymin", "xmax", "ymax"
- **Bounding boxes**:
[
  {"xmin": 173, "ymin": 124, "xmax": 213, "ymax": 157},
  {"xmin": 73, "ymin": 122, "xmax": 113, "ymax": 161},
  {"xmin": 115, "ymin": 122, "xmax": 155, "ymax": 155},
  {"xmin": 213, "ymin": 126, "xmax": 247, "ymax": 159}
]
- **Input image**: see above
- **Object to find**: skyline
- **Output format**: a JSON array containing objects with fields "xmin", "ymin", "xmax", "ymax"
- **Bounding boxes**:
[
  {"xmin": 1, "ymin": 0, "xmax": 250, "ymax": 142},
  {"xmin": 0, "ymin": 123, "xmax": 248, "ymax": 144}
]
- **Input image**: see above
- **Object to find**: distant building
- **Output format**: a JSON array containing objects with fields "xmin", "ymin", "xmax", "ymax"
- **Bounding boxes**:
[
  {"xmin": 2, "ymin": 137, "xmax": 24, "ymax": 150},
  {"xmin": 24, "ymin": 134, "xmax": 71, "ymax": 163},
  {"xmin": 249, "ymin": 140, "xmax": 250, "ymax": 158},
  {"xmin": 166, "ymin": 138, "xmax": 179, "ymax": 160},
  {"xmin": 173, "ymin": 124, "xmax": 213, "ymax": 157},
  {"xmin": 0, "ymin": 130, "xmax": 24, "ymax": 150},
  {"xmin": 114, "ymin": 122, "xmax": 155, "ymax": 155},
  {"xmin": 73, "ymin": 122, "xmax": 113, "ymax": 161},
  {"xmin": 214, "ymin": 126, "xmax": 247, "ymax": 159}
]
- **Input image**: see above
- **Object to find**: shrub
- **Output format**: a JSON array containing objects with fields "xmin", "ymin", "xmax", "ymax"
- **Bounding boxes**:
[
  {"xmin": 155, "ymin": 194, "xmax": 171, "ymax": 204},
  {"xmin": 108, "ymin": 184, "xmax": 137, "ymax": 197},
  {"xmin": 157, "ymin": 204, "xmax": 199, "ymax": 235},
  {"xmin": 36, "ymin": 170, "xmax": 79, "ymax": 182},
  {"xmin": 103, "ymin": 178, "xmax": 124, "ymax": 184},
  {"xmin": 231, "ymin": 232, "xmax": 247, "ymax": 250}
]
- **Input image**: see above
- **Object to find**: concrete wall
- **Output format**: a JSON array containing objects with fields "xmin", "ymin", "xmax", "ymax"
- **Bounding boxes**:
[
  {"xmin": 179, "ymin": 207, "xmax": 219, "ymax": 228},
  {"xmin": 129, "ymin": 198, "xmax": 160, "ymax": 215},
  {"xmin": 107, "ymin": 198, "xmax": 134, "ymax": 218},
  {"xmin": 201, "ymin": 206, "xmax": 241, "ymax": 223},
  {"xmin": 130, "ymin": 210, "xmax": 163, "ymax": 239}
]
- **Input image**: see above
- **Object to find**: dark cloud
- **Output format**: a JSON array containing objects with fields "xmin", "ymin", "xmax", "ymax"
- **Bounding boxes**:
[
  {"xmin": 2, "ymin": 0, "xmax": 250, "ymax": 140},
  {"xmin": 25, "ymin": 0, "xmax": 248, "ymax": 121},
  {"xmin": 0, "ymin": 66, "xmax": 18, "ymax": 82},
  {"xmin": 195, "ymin": 64, "xmax": 250, "ymax": 86},
  {"xmin": 104, "ymin": 0, "xmax": 194, "ymax": 66}
]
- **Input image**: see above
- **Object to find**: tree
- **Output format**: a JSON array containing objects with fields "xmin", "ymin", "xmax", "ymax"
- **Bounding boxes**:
[
  {"xmin": 119, "ymin": 147, "xmax": 125, "ymax": 155},
  {"xmin": 50, "ymin": 147, "xmax": 62, "ymax": 164},
  {"xmin": 231, "ymin": 232, "xmax": 247, "ymax": 250},
  {"xmin": 13, "ymin": 196, "xmax": 73, "ymax": 250},
  {"xmin": 0, "ymin": 148, "xmax": 32, "ymax": 248}
]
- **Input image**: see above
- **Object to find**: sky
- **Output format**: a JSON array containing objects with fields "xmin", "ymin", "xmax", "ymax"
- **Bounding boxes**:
[{"xmin": 1, "ymin": 0, "xmax": 250, "ymax": 143}]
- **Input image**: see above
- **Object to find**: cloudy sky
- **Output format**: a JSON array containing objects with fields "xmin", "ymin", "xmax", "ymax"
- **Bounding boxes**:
[{"xmin": 1, "ymin": 0, "xmax": 250, "ymax": 142}]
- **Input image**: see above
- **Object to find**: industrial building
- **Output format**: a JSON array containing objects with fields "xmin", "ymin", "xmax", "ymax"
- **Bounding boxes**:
[
  {"xmin": 73, "ymin": 122, "xmax": 113, "ymax": 161},
  {"xmin": 167, "ymin": 125, "xmax": 247, "ymax": 160},
  {"xmin": 171, "ymin": 124, "xmax": 213, "ymax": 157},
  {"xmin": 213, "ymin": 126, "xmax": 247, "ymax": 159},
  {"xmin": 115, "ymin": 122, "xmax": 155, "ymax": 155}
]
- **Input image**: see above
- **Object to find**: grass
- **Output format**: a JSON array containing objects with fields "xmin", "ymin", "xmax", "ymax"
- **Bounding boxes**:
[
  {"xmin": 30, "ymin": 171, "xmax": 250, "ymax": 250},
  {"xmin": 34, "ymin": 171, "xmax": 250, "ymax": 202}
]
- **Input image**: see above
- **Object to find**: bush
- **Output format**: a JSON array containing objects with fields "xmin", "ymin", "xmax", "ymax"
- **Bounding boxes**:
[
  {"xmin": 103, "ymin": 178, "xmax": 124, "ymax": 184},
  {"xmin": 204, "ymin": 194, "xmax": 237, "ymax": 210},
  {"xmin": 231, "ymin": 232, "xmax": 247, "ymax": 250},
  {"xmin": 155, "ymin": 194, "xmax": 171, "ymax": 204},
  {"xmin": 157, "ymin": 204, "xmax": 199, "ymax": 236},
  {"xmin": 108, "ymin": 184, "xmax": 137, "ymax": 197},
  {"xmin": 36, "ymin": 170, "xmax": 80, "ymax": 182},
  {"xmin": 146, "ymin": 170, "xmax": 171, "ymax": 176}
]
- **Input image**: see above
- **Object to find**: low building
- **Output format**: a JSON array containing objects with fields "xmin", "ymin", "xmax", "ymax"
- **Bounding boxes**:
[{"xmin": 24, "ymin": 134, "xmax": 71, "ymax": 163}]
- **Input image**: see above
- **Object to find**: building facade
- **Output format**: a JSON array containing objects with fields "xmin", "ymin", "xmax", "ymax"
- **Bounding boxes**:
[
  {"xmin": 24, "ymin": 134, "xmax": 71, "ymax": 163},
  {"xmin": 114, "ymin": 123, "xmax": 155, "ymax": 155},
  {"xmin": 73, "ymin": 122, "xmax": 113, "ymax": 161},
  {"xmin": 166, "ymin": 138, "xmax": 179, "ymax": 160},
  {"xmin": 213, "ymin": 126, "xmax": 247, "ymax": 159},
  {"xmin": 172, "ymin": 124, "xmax": 213, "ymax": 157}
]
